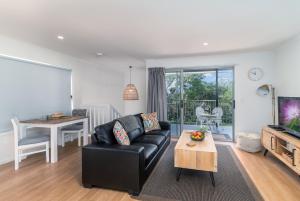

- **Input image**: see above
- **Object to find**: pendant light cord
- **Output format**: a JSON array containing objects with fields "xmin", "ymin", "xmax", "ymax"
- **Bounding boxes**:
[{"xmin": 129, "ymin": 66, "xmax": 132, "ymax": 84}]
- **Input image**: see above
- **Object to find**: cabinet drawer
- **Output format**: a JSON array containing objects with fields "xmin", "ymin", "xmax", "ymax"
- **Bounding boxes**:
[
  {"xmin": 294, "ymin": 147, "xmax": 300, "ymax": 170},
  {"xmin": 262, "ymin": 130, "xmax": 276, "ymax": 151}
]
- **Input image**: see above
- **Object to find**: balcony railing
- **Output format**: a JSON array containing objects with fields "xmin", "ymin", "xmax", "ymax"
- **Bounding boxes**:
[{"xmin": 167, "ymin": 99, "xmax": 232, "ymax": 125}]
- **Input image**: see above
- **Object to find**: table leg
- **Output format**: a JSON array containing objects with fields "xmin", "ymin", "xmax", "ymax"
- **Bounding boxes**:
[
  {"xmin": 50, "ymin": 126, "xmax": 58, "ymax": 163},
  {"xmin": 209, "ymin": 172, "xmax": 215, "ymax": 187},
  {"xmin": 176, "ymin": 168, "xmax": 182, "ymax": 181},
  {"xmin": 83, "ymin": 118, "xmax": 88, "ymax": 145}
]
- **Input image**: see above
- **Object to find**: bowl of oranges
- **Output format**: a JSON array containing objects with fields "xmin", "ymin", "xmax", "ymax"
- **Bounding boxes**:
[{"xmin": 190, "ymin": 127, "xmax": 207, "ymax": 141}]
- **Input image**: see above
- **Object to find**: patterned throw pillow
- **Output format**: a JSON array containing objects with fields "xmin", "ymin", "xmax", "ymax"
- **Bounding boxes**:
[
  {"xmin": 113, "ymin": 121, "xmax": 130, "ymax": 145},
  {"xmin": 141, "ymin": 112, "xmax": 161, "ymax": 133}
]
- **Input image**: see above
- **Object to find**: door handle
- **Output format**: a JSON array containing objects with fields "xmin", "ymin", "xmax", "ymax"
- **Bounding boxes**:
[
  {"xmin": 292, "ymin": 149, "xmax": 296, "ymax": 166},
  {"xmin": 270, "ymin": 136, "xmax": 274, "ymax": 150}
]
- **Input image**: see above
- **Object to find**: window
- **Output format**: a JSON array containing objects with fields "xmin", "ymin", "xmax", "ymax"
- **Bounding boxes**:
[{"xmin": 0, "ymin": 56, "xmax": 72, "ymax": 132}]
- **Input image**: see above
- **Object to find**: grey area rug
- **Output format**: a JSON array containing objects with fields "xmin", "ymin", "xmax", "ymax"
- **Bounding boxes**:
[
  {"xmin": 211, "ymin": 134, "xmax": 231, "ymax": 141},
  {"xmin": 136, "ymin": 142, "xmax": 263, "ymax": 201}
]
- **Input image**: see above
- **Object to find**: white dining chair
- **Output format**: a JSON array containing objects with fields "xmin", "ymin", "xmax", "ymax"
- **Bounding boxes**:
[
  {"xmin": 212, "ymin": 107, "xmax": 223, "ymax": 127},
  {"xmin": 61, "ymin": 109, "xmax": 87, "ymax": 147},
  {"xmin": 11, "ymin": 118, "xmax": 50, "ymax": 170},
  {"xmin": 196, "ymin": 106, "xmax": 207, "ymax": 126}
]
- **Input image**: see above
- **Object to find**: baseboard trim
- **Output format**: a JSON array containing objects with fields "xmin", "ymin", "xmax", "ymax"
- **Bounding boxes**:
[
  {"xmin": 0, "ymin": 130, "xmax": 14, "ymax": 165},
  {"xmin": 0, "ymin": 157, "xmax": 13, "ymax": 165},
  {"xmin": 0, "ymin": 130, "xmax": 12, "ymax": 137}
]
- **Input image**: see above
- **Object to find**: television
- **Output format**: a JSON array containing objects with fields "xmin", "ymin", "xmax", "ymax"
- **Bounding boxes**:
[{"xmin": 278, "ymin": 96, "xmax": 300, "ymax": 138}]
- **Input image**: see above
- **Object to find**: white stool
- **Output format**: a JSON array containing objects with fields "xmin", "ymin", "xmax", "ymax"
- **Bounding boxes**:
[{"xmin": 236, "ymin": 132, "xmax": 262, "ymax": 153}]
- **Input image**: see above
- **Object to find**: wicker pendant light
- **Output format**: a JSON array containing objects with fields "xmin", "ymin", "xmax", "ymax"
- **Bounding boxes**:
[{"xmin": 123, "ymin": 66, "xmax": 139, "ymax": 100}]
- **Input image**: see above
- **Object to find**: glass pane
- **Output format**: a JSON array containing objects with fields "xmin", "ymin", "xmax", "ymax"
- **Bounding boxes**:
[
  {"xmin": 217, "ymin": 69, "xmax": 234, "ymax": 141},
  {"xmin": 165, "ymin": 68, "xmax": 234, "ymax": 141},
  {"xmin": 166, "ymin": 71, "xmax": 181, "ymax": 137},
  {"xmin": 182, "ymin": 70, "xmax": 217, "ymax": 128}
]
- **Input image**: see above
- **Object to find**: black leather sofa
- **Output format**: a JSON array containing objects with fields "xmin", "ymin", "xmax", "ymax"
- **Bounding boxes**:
[{"xmin": 82, "ymin": 114, "xmax": 171, "ymax": 195}]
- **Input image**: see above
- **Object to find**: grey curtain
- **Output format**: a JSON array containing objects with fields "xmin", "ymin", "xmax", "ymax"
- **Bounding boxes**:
[{"xmin": 147, "ymin": 68, "xmax": 167, "ymax": 121}]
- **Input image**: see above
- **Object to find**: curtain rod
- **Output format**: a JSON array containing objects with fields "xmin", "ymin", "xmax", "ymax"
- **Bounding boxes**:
[{"xmin": 147, "ymin": 64, "xmax": 236, "ymax": 69}]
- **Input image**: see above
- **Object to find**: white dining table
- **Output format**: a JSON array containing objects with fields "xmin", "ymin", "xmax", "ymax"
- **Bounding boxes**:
[
  {"xmin": 19, "ymin": 116, "xmax": 88, "ymax": 163},
  {"xmin": 199, "ymin": 113, "xmax": 218, "ymax": 130}
]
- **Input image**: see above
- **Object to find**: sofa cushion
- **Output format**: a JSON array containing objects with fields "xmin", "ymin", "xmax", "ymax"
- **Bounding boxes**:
[
  {"xmin": 134, "ymin": 113, "xmax": 145, "ymax": 134},
  {"xmin": 141, "ymin": 112, "xmax": 161, "ymax": 133},
  {"xmin": 146, "ymin": 130, "xmax": 171, "ymax": 138},
  {"xmin": 117, "ymin": 115, "xmax": 144, "ymax": 142},
  {"xmin": 131, "ymin": 142, "xmax": 158, "ymax": 165},
  {"xmin": 127, "ymin": 128, "xmax": 143, "ymax": 142},
  {"xmin": 94, "ymin": 121, "xmax": 118, "ymax": 145},
  {"xmin": 158, "ymin": 121, "xmax": 171, "ymax": 131},
  {"xmin": 133, "ymin": 135, "xmax": 166, "ymax": 149},
  {"xmin": 117, "ymin": 115, "xmax": 140, "ymax": 133},
  {"xmin": 113, "ymin": 121, "xmax": 130, "ymax": 145}
]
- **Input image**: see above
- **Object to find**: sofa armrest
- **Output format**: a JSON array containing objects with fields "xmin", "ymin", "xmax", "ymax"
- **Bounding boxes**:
[
  {"xmin": 82, "ymin": 143, "xmax": 145, "ymax": 193},
  {"xmin": 159, "ymin": 121, "xmax": 171, "ymax": 130}
]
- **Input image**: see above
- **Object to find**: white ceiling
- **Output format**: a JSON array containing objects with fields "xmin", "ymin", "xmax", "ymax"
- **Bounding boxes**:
[{"xmin": 0, "ymin": 0, "xmax": 300, "ymax": 61}]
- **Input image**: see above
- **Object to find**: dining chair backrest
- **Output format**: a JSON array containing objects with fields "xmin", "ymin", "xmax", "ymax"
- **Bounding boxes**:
[
  {"xmin": 212, "ymin": 107, "xmax": 223, "ymax": 118},
  {"xmin": 196, "ymin": 106, "xmax": 205, "ymax": 118},
  {"xmin": 72, "ymin": 109, "xmax": 87, "ymax": 117},
  {"xmin": 11, "ymin": 118, "xmax": 20, "ymax": 148}
]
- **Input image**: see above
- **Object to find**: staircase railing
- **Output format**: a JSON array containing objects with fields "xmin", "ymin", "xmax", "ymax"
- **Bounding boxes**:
[{"xmin": 80, "ymin": 104, "xmax": 122, "ymax": 134}]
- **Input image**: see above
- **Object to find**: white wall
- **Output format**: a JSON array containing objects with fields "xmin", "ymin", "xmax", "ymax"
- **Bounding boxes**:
[
  {"xmin": 273, "ymin": 35, "xmax": 300, "ymax": 124},
  {"xmin": 72, "ymin": 63, "xmax": 125, "ymax": 114},
  {"xmin": 0, "ymin": 131, "xmax": 14, "ymax": 165},
  {"xmin": 274, "ymin": 35, "xmax": 300, "ymax": 97},
  {"xmin": 146, "ymin": 51, "xmax": 276, "ymax": 136}
]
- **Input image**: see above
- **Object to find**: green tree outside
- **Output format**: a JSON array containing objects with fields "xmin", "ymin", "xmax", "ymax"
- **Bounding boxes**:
[{"xmin": 166, "ymin": 71, "xmax": 233, "ymax": 125}]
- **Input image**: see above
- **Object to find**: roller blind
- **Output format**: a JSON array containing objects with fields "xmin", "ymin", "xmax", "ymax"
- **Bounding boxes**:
[{"xmin": 0, "ymin": 56, "xmax": 72, "ymax": 133}]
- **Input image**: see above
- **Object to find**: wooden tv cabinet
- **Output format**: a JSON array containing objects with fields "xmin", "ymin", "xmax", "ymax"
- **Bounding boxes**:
[{"xmin": 262, "ymin": 127, "xmax": 300, "ymax": 175}]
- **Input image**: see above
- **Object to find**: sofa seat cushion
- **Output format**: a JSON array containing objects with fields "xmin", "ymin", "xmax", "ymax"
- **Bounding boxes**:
[
  {"xmin": 131, "ymin": 142, "xmax": 158, "ymax": 165},
  {"xmin": 133, "ymin": 135, "xmax": 166, "ymax": 149},
  {"xmin": 146, "ymin": 130, "xmax": 171, "ymax": 138}
]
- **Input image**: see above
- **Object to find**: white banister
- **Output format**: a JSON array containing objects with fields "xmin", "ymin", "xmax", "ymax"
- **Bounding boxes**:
[
  {"xmin": 93, "ymin": 107, "xmax": 96, "ymax": 130},
  {"xmin": 89, "ymin": 107, "xmax": 92, "ymax": 133},
  {"xmin": 79, "ymin": 104, "xmax": 121, "ymax": 134}
]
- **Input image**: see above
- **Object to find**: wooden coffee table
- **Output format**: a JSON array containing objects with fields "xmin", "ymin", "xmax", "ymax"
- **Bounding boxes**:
[{"xmin": 174, "ymin": 130, "xmax": 218, "ymax": 186}]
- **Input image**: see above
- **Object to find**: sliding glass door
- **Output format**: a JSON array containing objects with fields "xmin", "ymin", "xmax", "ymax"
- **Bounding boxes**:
[
  {"xmin": 166, "ymin": 68, "xmax": 234, "ymax": 141},
  {"xmin": 166, "ymin": 70, "xmax": 182, "ymax": 136}
]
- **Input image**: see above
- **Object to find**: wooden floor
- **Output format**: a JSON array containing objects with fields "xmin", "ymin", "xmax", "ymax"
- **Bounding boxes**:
[
  {"xmin": 0, "ymin": 141, "xmax": 300, "ymax": 201},
  {"xmin": 0, "ymin": 142, "xmax": 134, "ymax": 201},
  {"xmin": 231, "ymin": 144, "xmax": 300, "ymax": 201}
]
